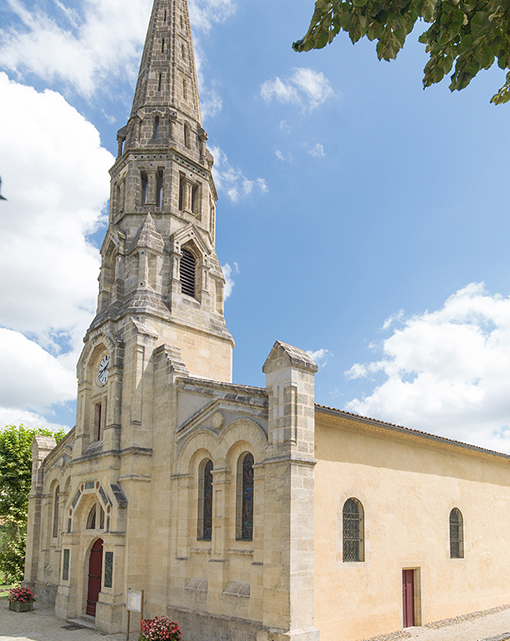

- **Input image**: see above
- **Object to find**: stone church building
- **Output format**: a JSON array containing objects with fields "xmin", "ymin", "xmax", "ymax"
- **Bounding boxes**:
[{"xmin": 24, "ymin": 1, "xmax": 510, "ymax": 640}]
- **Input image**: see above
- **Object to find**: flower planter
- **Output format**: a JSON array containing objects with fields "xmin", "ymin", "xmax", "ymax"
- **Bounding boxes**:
[{"xmin": 9, "ymin": 601, "xmax": 33, "ymax": 612}]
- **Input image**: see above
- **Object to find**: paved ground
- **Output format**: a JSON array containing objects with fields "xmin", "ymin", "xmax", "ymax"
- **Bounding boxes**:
[{"xmin": 2, "ymin": 600, "xmax": 510, "ymax": 641}]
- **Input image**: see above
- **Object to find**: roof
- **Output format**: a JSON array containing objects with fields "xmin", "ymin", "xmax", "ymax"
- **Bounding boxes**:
[{"xmin": 315, "ymin": 403, "xmax": 510, "ymax": 461}]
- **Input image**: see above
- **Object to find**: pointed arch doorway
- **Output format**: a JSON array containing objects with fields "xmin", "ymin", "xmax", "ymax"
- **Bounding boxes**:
[{"xmin": 86, "ymin": 538, "xmax": 103, "ymax": 616}]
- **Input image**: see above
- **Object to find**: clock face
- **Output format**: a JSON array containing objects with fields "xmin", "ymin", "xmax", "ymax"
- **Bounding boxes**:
[{"xmin": 98, "ymin": 354, "xmax": 110, "ymax": 385}]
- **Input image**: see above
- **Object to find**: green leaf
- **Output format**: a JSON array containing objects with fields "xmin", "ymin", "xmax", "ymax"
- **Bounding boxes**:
[{"xmin": 470, "ymin": 11, "xmax": 488, "ymax": 41}]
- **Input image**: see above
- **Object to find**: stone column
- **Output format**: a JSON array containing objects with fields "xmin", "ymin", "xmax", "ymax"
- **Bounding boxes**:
[{"xmin": 260, "ymin": 341, "xmax": 320, "ymax": 641}]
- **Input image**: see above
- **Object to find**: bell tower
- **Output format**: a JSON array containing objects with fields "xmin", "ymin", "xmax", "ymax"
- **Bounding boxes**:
[{"xmin": 88, "ymin": 0, "xmax": 233, "ymax": 382}]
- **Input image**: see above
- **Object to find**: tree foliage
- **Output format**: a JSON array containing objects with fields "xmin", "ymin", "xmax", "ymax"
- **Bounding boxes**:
[
  {"xmin": 293, "ymin": 0, "xmax": 510, "ymax": 104},
  {"xmin": 0, "ymin": 424, "xmax": 65, "ymax": 582}
]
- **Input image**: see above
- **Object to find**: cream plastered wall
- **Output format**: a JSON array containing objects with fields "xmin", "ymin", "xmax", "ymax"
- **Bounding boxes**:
[{"xmin": 314, "ymin": 410, "xmax": 510, "ymax": 641}]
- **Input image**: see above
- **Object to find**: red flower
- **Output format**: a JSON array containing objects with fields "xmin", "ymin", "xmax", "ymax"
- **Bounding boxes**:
[{"xmin": 9, "ymin": 587, "xmax": 35, "ymax": 603}]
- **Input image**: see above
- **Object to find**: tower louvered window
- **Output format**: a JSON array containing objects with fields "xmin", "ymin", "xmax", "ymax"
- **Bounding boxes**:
[{"xmin": 180, "ymin": 248, "xmax": 196, "ymax": 298}]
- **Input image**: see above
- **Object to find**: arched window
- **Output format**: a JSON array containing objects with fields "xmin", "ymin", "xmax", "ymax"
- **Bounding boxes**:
[
  {"xmin": 153, "ymin": 116, "xmax": 159, "ymax": 140},
  {"xmin": 450, "ymin": 508, "xmax": 464, "ymax": 558},
  {"xmin": 52, "ymin": 485, "xmax": 60, "ymax": 538},
  {"xmin": 86, "ymin": 504, "xmax": 105, "ymax": 530},
  {"xmin": 198, "ymin": 459, "xmax": 213, "ymax": 541},
  {"xmin": 343, "ymin": 498, "xmax": 364, "ymax": 562},
  {"xmin": 180, "ymin": 248, "xmax": 196, "ymax": 298},
  {"xmin": 236, "ymin": 452, "xmax": 254, "ymax": 541}
]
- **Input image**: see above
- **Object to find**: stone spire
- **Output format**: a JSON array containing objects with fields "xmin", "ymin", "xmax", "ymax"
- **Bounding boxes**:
[
  {"xmin": 85, "ymin": 0, "xmax": 233, "ymax": 384},
  {"xmin": 130, "ymin": 0, "xmax": 201, "ymax": 126}
]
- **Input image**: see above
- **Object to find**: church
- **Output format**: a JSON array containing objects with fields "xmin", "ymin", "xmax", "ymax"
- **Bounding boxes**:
[{"xmin": 24, "ymin": 1, "xmax": 510, "ymax": 640}]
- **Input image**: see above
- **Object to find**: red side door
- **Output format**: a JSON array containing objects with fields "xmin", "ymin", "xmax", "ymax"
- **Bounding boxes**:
[
  {"xmin": 402, "ymin": 569, "xmax": 415, "ymax": 627},
  {"xmin": 86, "ymin": 538, "xmax": 103, "ymax": 617}
]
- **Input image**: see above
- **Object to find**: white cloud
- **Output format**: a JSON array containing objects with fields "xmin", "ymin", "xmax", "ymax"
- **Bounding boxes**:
[
  {"xmin": 309, "ymin": 143, "xmax": 325, "ymax": 158},
  {"xmin": 194, "ymin": 42, "xmax": 223, "ymax": 121},
  {"xmin": 0, "ymin": 329, "xmax": 76, "ymax": 413},
  {"xmin": 382, "ymin": 309, "xmax": 404, "ymax": 331},
  {"xmin": 275, "ymin": 150, "xmax": 292, "ymax": 162},
  {"xmin": 0, "ymin": 0, "xmax": 153, "ymax": 97},
  {"xmin": 261, "ymin": 68, "xmax": 334, "ymax": 111},
  {"xmin": 344, "ymin": 283, "xmax": 510, "ymax": 453},
  {"xmin": 306, "ymin": 348, "xmax": 332, "ymax": 368},
  {"xmin": 222, "ymin": 262, "xmax": 239, "ymax": 300},
  {"xmin": 210, "ymin": 145, "xmax": 268, "ymax": 203},
  {"xmin": 189, "ymin": 0, "xmax": 237, "ymax": 33},
  {"xmin": 0, "ymin": 0, "xmax": 236, "ymax": 100},
  {"xmin": 0, "ymin": 74, "xmax": 113, "ymax": 424},
  {"xmin": 0, "ymin": 408, "xmax": 70, "ymax": 432}
]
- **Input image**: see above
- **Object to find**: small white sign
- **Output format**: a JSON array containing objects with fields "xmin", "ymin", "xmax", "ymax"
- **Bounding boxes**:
[{"xmin": 127, "ymin": 590, "xmax": 142, "ymax": 613}]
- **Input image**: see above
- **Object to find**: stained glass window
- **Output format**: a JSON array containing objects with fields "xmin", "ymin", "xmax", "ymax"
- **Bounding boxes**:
[
  {"xmin": 236, "ymin": 452, "xmax": 254, "ymax": 541},
  {"xmin": 104, "ymin": 551, "xmax": 113, "ymax": 588},
  {"xmin": 450, "ymin": 508, "xmax": 464, "ymax": 558},
  {"xmin": 198, "ymin": 459, "xmax": 213, "ymax": 541},
  {"xmin": 343, "ymin": 498, "xmax": 364, "ymax": 562}
]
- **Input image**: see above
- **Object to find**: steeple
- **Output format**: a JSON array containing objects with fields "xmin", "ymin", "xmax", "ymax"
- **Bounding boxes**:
[
  {"xmin": 130, "ymin": 0, "xmax": 201, "ymax": 126},
  {"xmin": 84, "ymin": 0, "xmax": 233, "ymax": 383}
]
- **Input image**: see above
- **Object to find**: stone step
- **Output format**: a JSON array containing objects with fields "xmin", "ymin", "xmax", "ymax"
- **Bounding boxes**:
[{"xmin": 66, "ymin": 615, "xmax": 95, "ymax": 630}]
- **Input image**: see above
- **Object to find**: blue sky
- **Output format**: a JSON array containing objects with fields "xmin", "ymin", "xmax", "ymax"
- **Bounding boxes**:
[{"xmin": 2, "ymin": 0, "xmax": 510, "ymax": 452}]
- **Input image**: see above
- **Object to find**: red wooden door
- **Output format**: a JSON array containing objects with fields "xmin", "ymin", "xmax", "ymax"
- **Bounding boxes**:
[
  {"xmin": 402, "ymin": 569, "xmax": 415, "ymax": 627},
  {"xmin": 86, "ymin": 538, "xmax": 103, "ymax": 617}
]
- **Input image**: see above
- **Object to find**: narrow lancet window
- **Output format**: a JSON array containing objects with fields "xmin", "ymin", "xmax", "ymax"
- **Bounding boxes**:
[
  {"xmin": 52, "ymin": 486, "xmax": 60, "ymax": 538},
  {"xmin": 161, "ymin": 38, "xmax": 165, "ymax": 53},
  {"xmin": 198, "ymin": 459, "xmax": 213, "ymax": 540},
  {"xmin": 156, "ymin": 170, "xmax": 163, "ymax": 207},
  {"xmin": 343, "ymin": 498, "xmax": 364, "ymax": 562},
  {"xmin": 236, "ymin": 452, "xmax": 254, "ymax": 540},
  {"xmin": 141, "ymin": 172, "xmax": 148, "ymax": 205},
  {"xmin": 450, "ymin": 508, "xmax": 464, "ymax": 558},
  {"xmin": 191, "ymin": 184, "xmax": 200, "ymax": 216},
  {"xmin": 180, "ymin": 248, "xmax": 196, "ymax": 298},
  {"xmin": 158, "ymin": 73, "xmax": 162, "ymax": 92},
  {"xmin": 179, "ymin": 175, "xmax": 185, "ymax": 211},
  {"xmin": 154, "ymin": 116, "xmax": 159, "ymax": 140},
  {"xmin": 95, "ymin": 403, "xmax": 102, "ymax": 440},
  {"xmin": 183, "ymin": 122, "xmax": 190, "ymax": 148}
]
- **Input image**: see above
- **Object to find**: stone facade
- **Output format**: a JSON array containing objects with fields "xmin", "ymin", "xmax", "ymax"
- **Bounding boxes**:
[{"xmin": 24, "ymin": 1, "xmax": 510, "ymax": 640}]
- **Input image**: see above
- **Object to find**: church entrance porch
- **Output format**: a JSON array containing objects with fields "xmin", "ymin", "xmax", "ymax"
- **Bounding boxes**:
[{"xmin": 86, "ymin": 539, "xmax": 103, "ymax": 617}]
